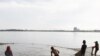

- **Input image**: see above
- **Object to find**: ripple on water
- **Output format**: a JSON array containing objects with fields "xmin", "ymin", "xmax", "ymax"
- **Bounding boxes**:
[{"xmin": 0, "ymin": 44, "xmax": 76, "ymax": 56}]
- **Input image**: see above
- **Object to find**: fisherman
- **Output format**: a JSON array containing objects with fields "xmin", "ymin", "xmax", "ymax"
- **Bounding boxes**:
[
  {"xmin": 91, "ymin": 41, "xmax": 99, "ymax": 56},
  {"xmin": 51, "ymin": 47, "xmax": 59, "ymax": 56},
  {"xmin": 5, "ymin": 46, "xmax": 13, "ymax": 56},
  {"xmin": 81, "ymin": 40, "xmax": 87, "ymax": 56}
]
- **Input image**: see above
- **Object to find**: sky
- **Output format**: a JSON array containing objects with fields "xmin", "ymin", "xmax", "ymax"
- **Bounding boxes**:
[{"xmin": 0, "ymin": 0, "xmax": 100, "ymax": 30}]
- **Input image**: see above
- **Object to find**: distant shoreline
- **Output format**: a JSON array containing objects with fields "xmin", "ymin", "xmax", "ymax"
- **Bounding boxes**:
[
  {"xmin": 0, "ymin": 43, "xmax": 14, "ymax": 45},
  {"xmin": 0, "ymin": 29, "xmax": 100, "ymax": 32}
]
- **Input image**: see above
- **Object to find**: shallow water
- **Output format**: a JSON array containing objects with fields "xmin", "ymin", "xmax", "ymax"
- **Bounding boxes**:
[
  {"xmin": 0, "ymin": 32, "xmax": 100, "ymax": 55},
  {"xmin": 0, "ymin": 32, "xmax": 100, "ymax": 48},
  {"xmin": 0, "ymin": 44, "xmax": 76, "ymax": 56}
]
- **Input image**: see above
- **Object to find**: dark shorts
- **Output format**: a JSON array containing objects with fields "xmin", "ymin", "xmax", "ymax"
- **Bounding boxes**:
[{"xmin": 55, "ymin": 55, "xmax": 59, "ymax": 56}]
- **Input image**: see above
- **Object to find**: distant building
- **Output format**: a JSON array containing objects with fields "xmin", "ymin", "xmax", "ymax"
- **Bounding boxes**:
[{"xmin": 73, "ymin": 27, "xmax": 79, "ymax": 32}]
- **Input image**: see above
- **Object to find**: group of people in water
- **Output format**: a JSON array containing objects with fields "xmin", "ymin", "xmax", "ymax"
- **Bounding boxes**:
[
  {"xmin": 80, "ymin": 40, "xmax": 99, "ymax": 56},
  {"xmin": 51, "ymin": 40, "xmax": 99, "ymax": 56},
  {"xmin": 4, "ymin": 40, "xmax": 99, "ymax": 56}
]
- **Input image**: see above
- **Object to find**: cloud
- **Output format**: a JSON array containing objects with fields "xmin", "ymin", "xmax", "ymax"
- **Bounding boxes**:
[
  {"xmin": 0, "ymin": 0, "xmax": 100, "ymax": 29},
  {"xmin": 0, "ymin": 0, "xmax": 51, "ymax": 2}
]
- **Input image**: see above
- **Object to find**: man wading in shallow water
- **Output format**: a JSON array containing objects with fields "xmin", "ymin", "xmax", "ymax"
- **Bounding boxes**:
[
  {"xmin": 81, "ymin": 40, "xmax": 87, "ymax": 56},
  {"xmin": 51, "ymin": 47, "xmax": 59, "ymax": 56},
  {"xmin": 5, "ymin": 46, "xmax": 13, "ymax": 56},
  {"xmin": 91, "ymin": 41, "xmax": 99, "ymax": 56}
]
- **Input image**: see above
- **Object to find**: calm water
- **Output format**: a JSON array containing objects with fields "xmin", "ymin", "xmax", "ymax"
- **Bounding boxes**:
[
  {"xmin": 0, "ymin": 44, "xmax": 76, "ymax": 56},
  {"xmin": 0, "ymin": 32, "xmax": 100, "ymax": 48},
  {"xmin": 0, "ymin": 32, "xmax": 100, "ymax": 56}
]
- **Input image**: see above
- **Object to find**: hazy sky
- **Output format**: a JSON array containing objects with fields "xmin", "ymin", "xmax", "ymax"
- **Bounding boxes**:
[{"xmin": 0, "ymin": 0, "xmax": 100, "ymax": 30}]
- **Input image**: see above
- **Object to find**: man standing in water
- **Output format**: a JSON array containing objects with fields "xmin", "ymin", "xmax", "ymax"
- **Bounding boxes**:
[
  {"xmin": 5, "ymin": 46, "xmax": 13, "ymax": 56},
  {"xmin": 81, "ymin": 40, "xmax": 87, "ymax": 56},
  {"xmin": 91, "ymin": 41, "xmax": 99, "ymax": 56},
  {"xmin": 51, "ymin": 47, "xmax": 59, "ymax": 56}
]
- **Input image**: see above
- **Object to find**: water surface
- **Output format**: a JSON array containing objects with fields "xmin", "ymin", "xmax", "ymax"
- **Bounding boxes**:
[
  {"xmin": 0, "ymin": 32, "xmax": 100, "ymax": 48},
  {"xmin": 0, "ymin": 32, "xmax": 100, "ymax": 55}
]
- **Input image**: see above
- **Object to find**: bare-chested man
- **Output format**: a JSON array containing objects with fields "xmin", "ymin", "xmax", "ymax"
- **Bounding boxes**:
[
  {"xmin": 51, "ymin": 47, "xmax": 59, "ymax": 56},
  {"xmin": 91, "ymin": 41, "xmax": 99, "ymax": 56}
]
